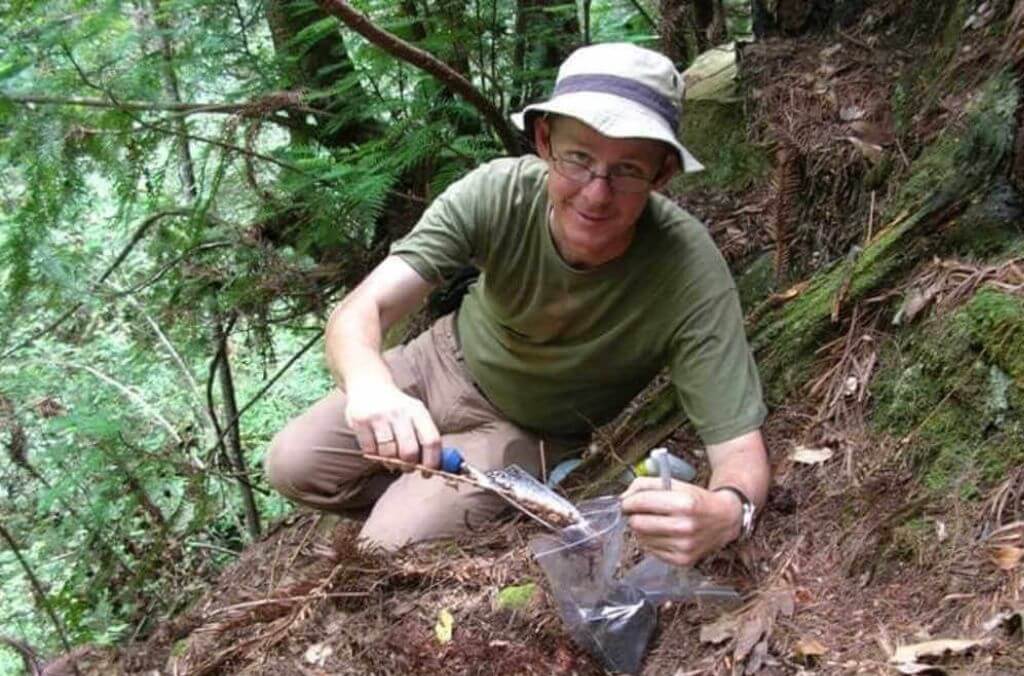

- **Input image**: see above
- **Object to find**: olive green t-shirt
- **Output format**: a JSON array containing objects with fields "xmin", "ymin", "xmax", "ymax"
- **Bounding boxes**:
[{"xmin": 391, "ymin": 155, "xmax": 766, "ymax": 444}]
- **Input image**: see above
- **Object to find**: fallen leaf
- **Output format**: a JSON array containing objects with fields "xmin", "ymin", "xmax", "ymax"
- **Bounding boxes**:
[
  {"xmin": 895, "ymin": 662, "xmax": 947, "ymax": 674},
  {"xmin": 890, "ymin": 638, "xmax": 991, "ymax": 663},
  {"xmin": 982, "ymin": 608, "xmax": 1024, "ymax": 633},
  {"xmin": 842, "ymin": 135, "xmax": 884, "ymax": 164},
  {"xmin": 495, "ymin": 582, "xmax": 538, "ymax": 611},
  {"xmin": 793, "ymin": 637, "xmax": 828, "ymax": 658},
  {"xmin": 699, "ymin": 615, "xmax": 737, "ymax": 644},
  {"xmin": 850, "ymin": 119, "xmax": 896, "ymax": 146},
  {"xmin": 790, "ymin": 446, "xmax": 834, "ymax": 465},
  {"xmin": 304, "ymin": 641, "xmax": 333, "ymax": 666},
  {"xmin": 840, "ymin": 105, "xmax": 866, "ymax": 122},
  {"xmin": 434, "ymin": 608, "xmax": 454, "ymax": 644},
  {"xmin": 895, "ymin": 286, "xmax": 937, "ymax": 325},
  {"xmin": 989, "ymin": 545, "xmax": 1024, "ymax": 570}
]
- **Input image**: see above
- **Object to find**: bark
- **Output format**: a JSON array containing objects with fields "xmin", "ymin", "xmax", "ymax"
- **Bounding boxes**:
[
  {"xmin": 266, "ymin": 0, "xmax": 381, "ymax": 148},
  {"xmin": 751, "ymin": 0, "xmax": 864, "ymax": 38},
  {"xmin": 150, "ymin": 0, "xmax": 197, "ymax": 199},
  {"xmin": 511, "ymin": 0, "xmax": 581, "ymax": 112},
  {"xmin": 316, "ymin": 0, "xmax": 522, "ymax": 155},
  {"xmin": 660, "ymin": 0, "xmax": 696, "ymax": 65}
]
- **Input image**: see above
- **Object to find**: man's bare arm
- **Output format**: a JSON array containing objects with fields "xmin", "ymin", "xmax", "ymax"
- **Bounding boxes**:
[{"xmin": 325, "ymin": 256, "xmax": 442, "ymax": 466}]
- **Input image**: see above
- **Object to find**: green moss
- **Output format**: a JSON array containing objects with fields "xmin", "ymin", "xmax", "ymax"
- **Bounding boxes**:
[
  {"xmin": 674, "ymin": 100, "xmax": 770, "ymax": 192},
  {"xmin": 871, "ymin": 290, "xmax": 1024, "ymax": 498},
  {"xmin": 736, "ymin": 252, "xmax": 776, "ymax": 311},
  {"xmin": 752, "ymin": 73, "xmax": 1019, "ymax": 403},
  {"xmin": 961, "ymin": 289, "xmax": 1024, "ymax": 386}
]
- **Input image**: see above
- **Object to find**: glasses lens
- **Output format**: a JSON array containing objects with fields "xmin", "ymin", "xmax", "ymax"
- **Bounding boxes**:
[
  {"xmin": 608, "ymin": 175, "xmax": 651, "ymax": 193},
  {"xmin": 553, "ymin": 158, "xmax": 591, "ymax": 184}
]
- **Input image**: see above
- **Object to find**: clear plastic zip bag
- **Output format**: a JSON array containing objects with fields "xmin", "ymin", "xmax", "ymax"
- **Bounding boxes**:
[
  {"xmin": 530, "ymin": 495, "xmax": 740, "ymax": 673},
  {"xmin": 530, "ymin": 496, "xmax": 655, "ymax": 674}
]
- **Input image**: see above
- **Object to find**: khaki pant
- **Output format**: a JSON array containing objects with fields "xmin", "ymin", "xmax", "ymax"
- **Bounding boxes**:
[{"xmin": 265, "ymin": 314, "xmax": 577, "ymax": 550}]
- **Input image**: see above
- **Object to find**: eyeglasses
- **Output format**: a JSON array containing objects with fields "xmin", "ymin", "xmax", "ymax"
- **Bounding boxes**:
[{"xmin": 549, "ymin": 152, "xmax": 655, "ymax": 194}]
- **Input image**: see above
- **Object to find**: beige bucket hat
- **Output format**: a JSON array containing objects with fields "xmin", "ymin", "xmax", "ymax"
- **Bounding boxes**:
[{"xmin": 512, "ymin": 42, "xmax": 704, "ymax": 173}]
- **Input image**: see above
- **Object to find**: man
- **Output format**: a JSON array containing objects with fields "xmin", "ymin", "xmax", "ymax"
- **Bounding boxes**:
[{"xmin": 266, "ymin": 42, "xmax": 769, "ymax": 564}]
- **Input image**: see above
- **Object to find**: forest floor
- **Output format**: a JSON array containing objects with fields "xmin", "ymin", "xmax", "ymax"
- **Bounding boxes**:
[{"xmin": 36, "ymin": 4, "xmax": 1024, "ymax": 675}]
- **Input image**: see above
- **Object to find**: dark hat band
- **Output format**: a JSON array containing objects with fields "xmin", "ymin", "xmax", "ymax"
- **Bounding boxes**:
[{"xmin": 552, "ymin": 74, "xmax": 679, "ymax": 132}]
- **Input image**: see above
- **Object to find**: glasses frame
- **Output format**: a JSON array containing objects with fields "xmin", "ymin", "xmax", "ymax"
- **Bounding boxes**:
[{"xmin": 548, "ymin": 150, "xmax": 656, "ymax": 194}]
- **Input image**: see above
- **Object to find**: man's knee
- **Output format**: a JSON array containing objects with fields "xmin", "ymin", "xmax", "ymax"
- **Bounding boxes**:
[{"xmin": 264, "ymin": 425, "xmax": 316, "ymax": 499}]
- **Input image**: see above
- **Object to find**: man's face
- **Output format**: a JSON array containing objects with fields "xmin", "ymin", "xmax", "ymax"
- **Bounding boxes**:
[{"xmin": 534, "ymin": 115, "xmax": 676, "ymax": 268}]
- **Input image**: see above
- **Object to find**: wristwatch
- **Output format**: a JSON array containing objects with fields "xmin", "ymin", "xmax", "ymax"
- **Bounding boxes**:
[{"xmin": 713, "ymin": 486, "xmax": 757, "ymax": 541}]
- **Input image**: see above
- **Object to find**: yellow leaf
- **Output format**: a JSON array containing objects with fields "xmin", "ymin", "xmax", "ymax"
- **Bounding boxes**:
[
  {"xmin": 434, "ymin": 608, "xmax": 454, "ymax": 644},
  {"xmin": 793, "ymin": 637, "xmax": 827, "ymax": 658},
  {"xmin": 990, "ymin": 545, "xmax": 1024, "ymax": 570}
]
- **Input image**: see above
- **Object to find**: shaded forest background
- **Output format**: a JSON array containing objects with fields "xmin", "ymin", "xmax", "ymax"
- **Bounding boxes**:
[
  {"xmin": 0, "ymin": 0, "xmax": 757, "ymax": 665},
  {"xmin": 2, "ymin": 0, "xmax": 1024, "ymax": 673}
]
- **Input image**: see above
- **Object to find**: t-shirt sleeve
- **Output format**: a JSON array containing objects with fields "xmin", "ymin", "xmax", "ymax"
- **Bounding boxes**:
[
  {"xmin": 389, "ymin": 162, "xmax": 496, "ymax": 284},
  {"xmin": 669, "ymin": 286, "xmax": 767, "ymax": 445}
]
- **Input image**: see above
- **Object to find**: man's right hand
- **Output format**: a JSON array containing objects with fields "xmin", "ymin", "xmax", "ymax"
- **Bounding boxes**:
[{"xmin": 344, "ymin": 382, "xmax": 442, "ymax": 469}]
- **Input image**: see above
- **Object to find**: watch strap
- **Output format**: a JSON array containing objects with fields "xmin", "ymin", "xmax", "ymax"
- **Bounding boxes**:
[{"xmin": 713, "ymin": 485, "xmax": 756, "ymax": 540}]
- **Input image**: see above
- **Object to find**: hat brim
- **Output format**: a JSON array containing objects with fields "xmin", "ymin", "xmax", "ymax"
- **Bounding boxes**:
[{"xmin": 512, "ymin": 91, "xmax": 704, "ymax": 173}]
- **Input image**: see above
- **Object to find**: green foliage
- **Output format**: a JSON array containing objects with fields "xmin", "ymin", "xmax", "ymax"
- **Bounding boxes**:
[{"xmin": 0, "ymin": 0, "xmax": 674, "ymax": 658}]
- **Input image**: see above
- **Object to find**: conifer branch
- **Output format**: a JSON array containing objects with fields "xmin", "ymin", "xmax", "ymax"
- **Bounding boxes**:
[
  {"xmin": 316, "ymin": 0, "xmax": 523, "ymax": 155},
  {"xmin": 3, "ymin": 93, "xmax": 320, "ymax": 131}
]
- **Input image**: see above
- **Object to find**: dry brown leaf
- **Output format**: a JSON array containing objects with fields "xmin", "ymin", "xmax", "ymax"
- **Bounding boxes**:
[
  {"xmin": 989, "ymin": 545, "xmax": 1024, "ymax": 570},
  {"xmin": 849, "ymin": 119, "xmax": 895, "ymax": 146},
  {"xmin": 790, "ymin": 446, "xmax": 834, "ymax": 464},
  {"xmin": 793, "ymin": 637, "xmax": 828, "ymax": 658},
  {"xmin": 842, "ymin": 135, "xmax": 884, "ymax": 163},
  {"xmin": 733, "ymin": 590, "xmax": 795, "ymax": 664},
  {"xmin": 733, "ymin": 612, "xmax": 767, "ymax": 663},
  {"xmin": 699, "ymin": 615, "xmax": 737, "ymax": 644},
  {"xmin": 890, "ymin": 638, "xmax": 991, "ymax": 663}
]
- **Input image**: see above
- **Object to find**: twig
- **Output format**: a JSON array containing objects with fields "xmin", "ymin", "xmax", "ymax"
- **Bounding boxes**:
[
  {"xmin": 185, "ymin": 541, "xmax": 241, "ymax": 557},
  {"xmin": 205, "ymin": 592, "xmax": 371, "ymax": 617},
  {"xmin": 50, "ymin": 359, "xmax": 182, "ymax": 442},
  {"xmin": 866, "ymin": 190, "xmax": 875, "ymax": 243},
  {"xmin": 203, "ymin": 329, "xmax": 323, "ymax": 457},
  {"xmin": 3, "ymin": 93, "xmax": 324, "ymax": 122},
  {"xmin": 0, "ymin": 524, "xmax": 78, "ymax": 674},
  {"xmin": 312, "ymin": 445, "xmax": 480, "ymax": 491}
]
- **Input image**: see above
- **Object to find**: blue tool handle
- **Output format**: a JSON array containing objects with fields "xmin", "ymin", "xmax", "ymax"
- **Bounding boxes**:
[{"xmin": 440, "ymin": 447, "xmax": 464, "ymax": 474}]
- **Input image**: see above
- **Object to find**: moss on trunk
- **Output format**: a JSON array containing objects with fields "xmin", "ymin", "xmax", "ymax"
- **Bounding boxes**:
[{"xmin": 871, "ymin": 289, "xmax": 1024, "ymax": 498}]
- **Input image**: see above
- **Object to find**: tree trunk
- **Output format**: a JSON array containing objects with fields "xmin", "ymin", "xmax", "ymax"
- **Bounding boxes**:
[
  {"xmin": 213, "ymin": 318, "xmax": 262, "ymax": 540},
  {"xmin": 751, "ymin": 0, "xmax": 863, "ymax": 38},
  {"xmin": 511, "ymin": 0, "xmax": 581, "ymax": 112},
  {"xmin": 660, "ymin": 0, "xmax": 697, "ymax": 65},
  {"xmin": 266, "ymin": 0, "xmax": 380, "ymax": 148}
]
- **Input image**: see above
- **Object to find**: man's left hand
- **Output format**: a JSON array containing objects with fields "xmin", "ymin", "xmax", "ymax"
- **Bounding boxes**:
[{"xmin": 621, "ymin": 478, "xmax": 743, "ymax": 566}]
